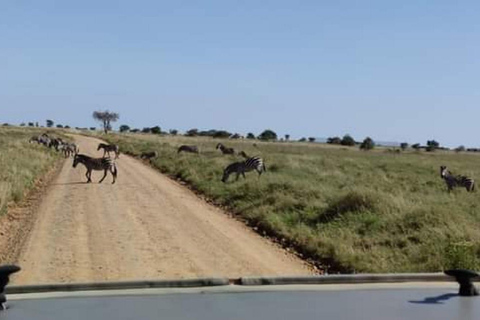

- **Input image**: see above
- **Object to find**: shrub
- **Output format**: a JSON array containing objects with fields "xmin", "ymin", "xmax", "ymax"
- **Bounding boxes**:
[
  {"xmin": 341, "ymin": 134, "xmax": 356, "ymax": 146},
  {"xmin": 119, "ymin": 125, "xmax": 130, "ymax": 132},
  {"xmin": 412, "ymin": 143, "xmax": 421, "ymax": 150},
  {"xmin": 56, "ymin": 124, "xmax": 63, "ymax": 128},
  {"xmin": 455, "ymin": 145, "xmax": 465, "ymax": 153},
  {"xmin": 28, "ymin": 122, "xmax": 34, "ymax": 127},
  {"xmin": 151, "ymin": 126, "xmax": 161, "ymax": 134},
  {"xmin": 89, "ymin": 127, "xmax": 96, "ymax": 131},
  {"xmin": 308, "ymin": 137, "xmax": 316, "ymax": 142},
  {"xmin": 360, "ymin": 137, "xmax": 375, "ymax": 151},
  {"xmin": 142, "ymin": 127, "xmax": 151, "ymax": 133},
  {"xmin": 400, "ymin": 142, "xmax": 408, "ymax": 151},
  {"xmin": 169, "ymin": 129, "xmax": 178, "ymax": 135},
  {"xmin": 185, "ymin": 128, "xmax": 199, "ymax": 137},
  {"xmin": 327, "ymin": 137, "xmax": 342, "ymax": 144},
  {"xmin": 299, "ymin": 137, "xmax": 307, "ymax": 142},
  {"xmin": 426, "ymin": 140, "xmax": 439, "ymax": 152},
  {"xmin": 246, "ymin": 133, "xmax": 256, "ymax": 139},
  {"xmin": 258, "ymin": 129, "xmax": 277, "ymax": 141}
]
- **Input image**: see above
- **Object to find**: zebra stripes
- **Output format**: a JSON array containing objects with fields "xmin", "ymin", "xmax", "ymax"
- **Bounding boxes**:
[
  {"xmin": 98, "ymin": 143, "xmax": 120, "ymax": 159},
  {"xmin": 73, "ymin": 154, "xmax": 118, "ymax": 184},
  {"xmin": 222, "ymin": 156, "xmax": 266, "ymax": 183},
  {"xmin": 440, "ymin": 166, "xmax": 474, "ymax": 192}
]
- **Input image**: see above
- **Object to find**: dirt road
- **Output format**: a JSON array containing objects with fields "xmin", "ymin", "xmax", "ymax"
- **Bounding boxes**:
[{"xmin": 14, "ymin": 135, "xmax": 312, "ymax": 284}]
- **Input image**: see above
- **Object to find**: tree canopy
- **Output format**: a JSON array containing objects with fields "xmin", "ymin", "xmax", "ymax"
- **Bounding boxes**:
[{"xmin": 92, "ymin": 110, "xmax": 119, "ymax": 134}]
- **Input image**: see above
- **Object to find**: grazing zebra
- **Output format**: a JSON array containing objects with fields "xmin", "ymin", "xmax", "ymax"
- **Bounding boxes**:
[
  {"xmin": 440, "ymin": 166, "xmax": 475, "ymax": 192},
  {"xmin": 73, "ymin": 154, "xmax": 117, "ymax": 184},
  {"xmin": 98, "ymin": 143, "xmax": 120, "ymax": 159},
  {"xmin": 216, "ymin": 143, "xmax": 235, "ymax": 155},
  {"xmin": 140, "ymin": 151, "xmax": 158, "ymax": 160},
  {"xmin": 238, "ymin": 151, "xmax": 249, "ymax": 158},
  {"xmin": 177, "ymin": 145, "xmax": 199, "ymax": 154},
  {"xmin": 222, "ymin": 156, "xmax": 266, "ymax": 183}
]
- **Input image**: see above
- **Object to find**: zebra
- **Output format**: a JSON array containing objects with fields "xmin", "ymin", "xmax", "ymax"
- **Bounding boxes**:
[
  {"xmin": 238, "ymin": 151, "xmax": 249, "ymax": 158},
  {"xmin": 63, "ymin": 143, "xmax": 78, "ymax": 158},
  {"xmin": 97, "ymin": 143, "xmax": 120, "ymax": 159},
  {"xmin": 29, "ymin": 136, "xmax": 40, "ymax": 144},
  {"xmin": 440, "ymin": 166, "xmax": 475, "ymax": 192},
  {"xmin": 140, "ymin": 151, "xmax": 158, "ymax": 160},
  {"xmin": 73, "ymin": 153, "xmax": 117, "ymax": 184},
  {"xmin": 221, "ymin": 156, "xmax": 266, "ymax": 183},
  {"xmin": 216, "ymin": 143, "xmax": 235, "ymax": 155},
  {"xmin": 178, "ymin": 145, "xmax": 199, "ymax": 154}
]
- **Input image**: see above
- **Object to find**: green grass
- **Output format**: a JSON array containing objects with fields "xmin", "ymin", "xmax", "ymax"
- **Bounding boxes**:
[
  {"xmin": 0, "ymin": 126, "xmax": 65, "ymax": 215},
  {"xmin": 99, "ymin": 132, "xmax": 480, "ymax": 273}
]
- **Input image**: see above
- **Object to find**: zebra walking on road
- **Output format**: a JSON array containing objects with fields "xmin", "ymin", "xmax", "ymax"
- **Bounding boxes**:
[
  {"xmin": 216, "ymin": 143, "xmax": 235, "ymax": 155},
  {"xmin": 98, "ymin": 143, "xmax": 120, "ymax": 159},
  {"xmin": 440, "ymin": 166, "xmax": 475, "ymax": 192},
  {"xmin": 177, "ymin": 145, "xmax": 199, "ymax": 154},
  {"xmin": 222, "ymin": 156, "xmax": 266, "ymax": 182},
  {"xmin": 73, "ymin": 153, "xmax": 118, "ymax": 184}
]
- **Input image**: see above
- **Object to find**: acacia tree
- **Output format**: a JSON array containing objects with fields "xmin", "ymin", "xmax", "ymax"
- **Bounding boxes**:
[{"xmin": 92, "ymin": 110, "xmax": 119, "ymax": 134}]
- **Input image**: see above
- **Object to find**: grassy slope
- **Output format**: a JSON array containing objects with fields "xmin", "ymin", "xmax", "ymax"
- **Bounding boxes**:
[
  {"xmin": 101, "ymin": 132, "xmax": 480, "ymax": 273},
  {"xmin": 0, "ymin": 127, "xmax": 64, "ymax": 215}
]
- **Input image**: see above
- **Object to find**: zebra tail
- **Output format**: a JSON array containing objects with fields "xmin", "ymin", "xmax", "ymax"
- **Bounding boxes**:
[{"xmin": 263, "ymin": 163, "xmax": 267, "ymax": 172}]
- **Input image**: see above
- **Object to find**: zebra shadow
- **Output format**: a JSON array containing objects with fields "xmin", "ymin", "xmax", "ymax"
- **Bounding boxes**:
[{"xmin": 52, "ymin": 182, "xmax": 90, "ymax": 186}]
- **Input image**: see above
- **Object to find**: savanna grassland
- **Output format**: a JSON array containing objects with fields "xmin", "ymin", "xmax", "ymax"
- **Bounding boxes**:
[
  {"xmin": 0, "ymin": 127, "xmax": 64, "ymax": 215},
  {"xmin": 99, "ymin": 132, "xmax": 480, "ymax": 273}
]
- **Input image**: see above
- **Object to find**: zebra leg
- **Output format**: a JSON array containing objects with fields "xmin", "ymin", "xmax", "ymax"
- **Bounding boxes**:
[
  {"xmin": 242, "ymin": 172, "xmax": 246, "ymax": 179},
  {"xmin": 236, "ymin": 173, "xmax": 240, "ymax": 181},
  {"xmin": 111, "ymin": 165, "xmax": 117, "ymax": 184},
  {"xmin": 99, "ymin": 169, "xmax": 108, "ymax": 183},
  {"xmin": 86, "ymin": 170, "xmax": 92, "ymax": 183}
]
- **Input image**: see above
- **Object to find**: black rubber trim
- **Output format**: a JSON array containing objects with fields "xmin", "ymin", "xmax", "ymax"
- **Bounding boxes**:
[
  {"xmin": 239, "ymin": 274, "xmax": 456, "ymax": 286},
  {"xmin": 7, "ymin": 278, "xmax": 230, "ymax": 294}
]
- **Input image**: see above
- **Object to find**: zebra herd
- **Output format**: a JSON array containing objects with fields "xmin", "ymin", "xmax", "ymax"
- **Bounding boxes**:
[
  {"xmin": 29, "ymin": 133, "xmax": 78, "ymax": 158},
  {"xmin": 177, "ymin": 143, "xmax": 266, "ymax": 183}
]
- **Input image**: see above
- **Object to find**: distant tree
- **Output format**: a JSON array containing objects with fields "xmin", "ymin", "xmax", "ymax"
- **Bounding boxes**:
[
  {"xmin": 246, "ymin": 132, "xmax": 256, "ymax": 139},
  {"xmin": 150, "ymin": 126, "xmax": 161, "ymax": 134},
  {"xmin": 299, "ymin": 137, "xmax": 307, "ymax": 142},
  {"xmin": 20, "ymin": 123, "xmax": 25, "ymax": 127},
  {"xmin": 89, "ymin": 127, "xmax": 96, "ymax": 131},
  {"xmin": 341, "ymin": 134, "xmax": 356, "ymax": 146},
  {"xmin": 2, "ymin": 123, "xmax": 10, "ymax": 126},
  {"xmin": 455, "ymin": 145, "xmax": 466, "ymax": 153},
  {"xmin": 360, "ymin": 137, "xmax": 375, "ymax": 151},
  {"xmin": 92, "ymin": 110, "xmax": 119, "ymax": 134},
  {"xmin": 28, "ymin": 122, "xmax": 34, "ymax": 127},
  {"xmin": 327, "ymin": 136, "xmax": 342, "ymax": 145},
  {"xmin": 211, "ymin": 130, "xmax": 230, "ymax": 138},
  {"xmin": 185, "ymin": 128, "xmax": 199, "ymax": 137},
  {"xmin": 119, "ymin": 125, "xmax": 130, "ymax": 133},
  {"xmin": 64, "ymin": 125, "xmax": 70, "ymax": 129},
  {"xmin": 426, "ymin": 140, "xmax": 440, "ymax": 152},
  {"xmin": 130, "ymin": 128, "xmax": 140, "ymax": 133},
  {"xmin": 56, "ymin": 124, "xmax": 63, "ymax": 128},
  {"xmin": 142, "ymin": 127, "xmax": 151, "ymax": 133},
  {"xmin": 308, "ymin": 137, "xmax": 316, "ymax": 142},
  {"xmin": 412, "ymin": 143, "xmax": 421, "ymax": 150},
  {"xmin": 169, "ymin": 129, "xmax": 178, "ymax": 135},
  {"xmin": 35, "ymin": 122, "xmax": 39, "ymax": 127},
  {"xmin": 230, "ymin": 133, "xmax": 242, "ymax": 139},
  {"xmin": 46, "ymin": 119, "xmax": 54, "ymax": 128},
  {"xmin": 258, "ymin": 129, "xmax": 277, "ymax": 141},
  {"xmin": 285, "ymin": 134, "xmax": 290, "ymax": 141},
  {"xmin": 400, "ymin": 142, "xmax": 409, "ymax": 151}
]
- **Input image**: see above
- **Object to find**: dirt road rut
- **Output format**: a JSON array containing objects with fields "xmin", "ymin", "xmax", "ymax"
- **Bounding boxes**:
[{"xmin": 14, "ymin": 135, "xmax": 312, "ymax": 284}]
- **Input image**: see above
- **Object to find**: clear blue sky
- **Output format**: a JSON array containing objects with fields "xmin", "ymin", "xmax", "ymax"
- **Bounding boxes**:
[{"xmin": 1, "ymin": 1, "xmax": 479, "ymax": 147}]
